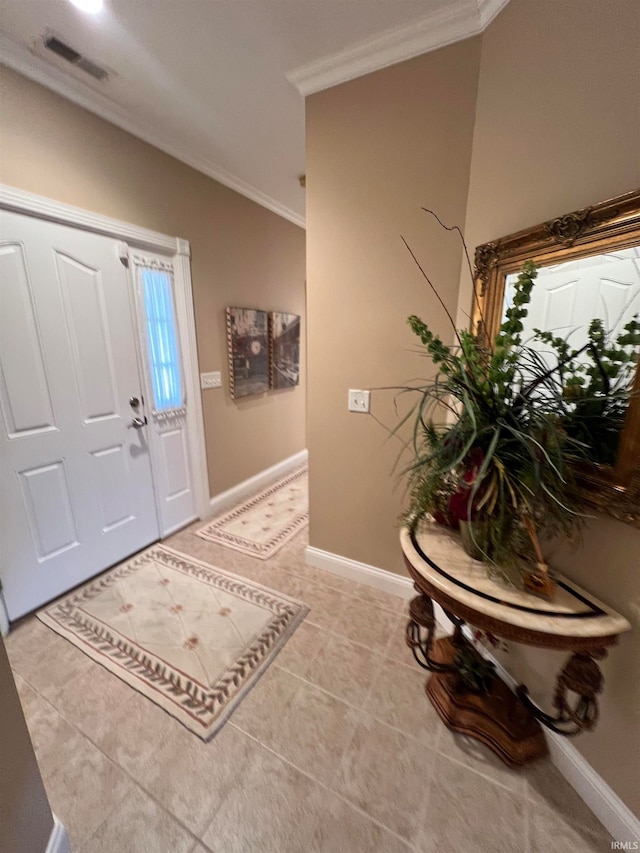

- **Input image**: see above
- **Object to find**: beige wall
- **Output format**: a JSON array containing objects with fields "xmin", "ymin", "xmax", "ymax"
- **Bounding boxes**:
[
  {"xmin": 306, "ymin": 38, "xmax": 482, "ymax": 572},
  {"xmin": 0, "ymin": 66, "xmax": 306, "ymax": 497},
  {"xmin": 306, "ymin": 0, "xmax": 639, "ymax": 818},
  {"xmin": 461, "ymin": 0, "xmax": 640, "ymax": 815},
  {"xmin": 0, "ymin": 638, "xmax": 53, "ymax": 853}
]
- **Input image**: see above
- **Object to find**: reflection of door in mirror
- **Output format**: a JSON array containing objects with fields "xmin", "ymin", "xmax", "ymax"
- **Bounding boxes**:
[
  {"xmin": 504, "ymin": 248, "xmax": 640, "ymax": 349},
  {"xmin": 504, "ymin": 248, "xmax": 640, "ymax": 467},
  {"xmin": 472, "ymin": 189, "xmax": 640, "ymax": 528}
]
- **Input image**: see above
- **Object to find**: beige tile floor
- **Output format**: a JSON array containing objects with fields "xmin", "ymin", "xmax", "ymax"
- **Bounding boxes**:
[{"xmin": 6, "ymin": 521, "xmax": 613, "ymax": 853}]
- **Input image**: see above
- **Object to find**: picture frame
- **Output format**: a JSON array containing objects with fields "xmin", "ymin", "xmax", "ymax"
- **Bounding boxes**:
[
  {"xmin": 225, "ymin": 307, "xmax": 269, "ymax": 399},
  {"xmin": 269, "ymin": 312, "xmax": 301, "ymax": 389}
]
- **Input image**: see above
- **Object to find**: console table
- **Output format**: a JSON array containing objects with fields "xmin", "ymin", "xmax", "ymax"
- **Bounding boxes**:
[{"xmin": 400, "ymin": 521, "xmax": 632, "ymax": 766}]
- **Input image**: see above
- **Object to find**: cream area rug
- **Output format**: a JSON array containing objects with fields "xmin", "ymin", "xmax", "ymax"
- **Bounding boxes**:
[
  {"xmin": 38, "ymin": 545, "xmax": 309, "ymax": 740},
  {"xmin": 196, "ymin": 467, "xmax": 308, "ymax": 559}
]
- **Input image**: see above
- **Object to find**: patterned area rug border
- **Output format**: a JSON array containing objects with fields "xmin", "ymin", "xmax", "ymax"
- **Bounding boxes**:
[
  {"xmin": 37, "ymin": 545, "xmax": 309, "ymax": 740},
  {"xmin": 196, "ymin": 466, "xmax": 308, "ymax": 559}
]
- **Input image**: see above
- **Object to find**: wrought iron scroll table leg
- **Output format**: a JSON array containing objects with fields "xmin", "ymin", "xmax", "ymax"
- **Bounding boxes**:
[
  {"xmin": 516, "ymin": 649, "xmax": 607, "ymax": 736},
  {"xmin": 405, "ymin": 587, "xmax": 548, "ymax": 766},
  {"xmin": 405, "ymin": 589, "xmax": 458, "ymax": 674}
]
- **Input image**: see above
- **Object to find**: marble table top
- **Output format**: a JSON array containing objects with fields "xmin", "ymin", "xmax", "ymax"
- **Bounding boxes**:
[{"xmin": 401, "ymin": 520, "xmax": 631, "ymax": 641}]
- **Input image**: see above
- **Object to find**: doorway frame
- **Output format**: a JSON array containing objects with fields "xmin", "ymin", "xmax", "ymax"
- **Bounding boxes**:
[{"xmin": 0, "ymin": 184, "xmax": 210, "ymax": 628}]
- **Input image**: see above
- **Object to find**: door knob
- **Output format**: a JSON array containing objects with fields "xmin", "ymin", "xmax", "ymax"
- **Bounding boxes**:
[
  {"xmin": 129, "ymin": 396, "xmax": 140, "ymax": 408},
  {"xmin": 129, "ymin": 416, "xmax": 148, "ymax": 429}
]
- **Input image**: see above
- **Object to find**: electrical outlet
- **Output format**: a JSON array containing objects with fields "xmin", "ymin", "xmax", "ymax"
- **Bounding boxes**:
[
  {"xmin": 348, "ymin": 389, "xmax": 370, "ymax": 413},
  {"xmin": 201, "ymin": 371, "xmax": 222, "ymax": 389}
]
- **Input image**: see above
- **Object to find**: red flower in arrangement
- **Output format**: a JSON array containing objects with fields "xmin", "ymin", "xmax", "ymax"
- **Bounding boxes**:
[
  {"xmin": 448, "ymin": 447, "xmax": 485, "ymax": 523},
  {"xmin": 473, "ymin": 628, "xmax": 508, "ymax": 652}
]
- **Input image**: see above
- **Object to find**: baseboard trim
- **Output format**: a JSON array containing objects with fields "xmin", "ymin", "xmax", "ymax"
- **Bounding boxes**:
[
  {"xmin": 545, "ymin": 729, "xmax": 640, "ymax": 843},
  {"xmin": 209, "ymin": 450, "xmax": 308, "ymax": 517},
  {"xmin": 305, "ymin": 545, "xmax": 414, "ymax": 599},
  {"xmin": 46, "ymin": 815, "xmax": 71, "ymax": 853},
  {"xmin": 304, "ymin": 545, "xmax": 639, "ymax": 842}
]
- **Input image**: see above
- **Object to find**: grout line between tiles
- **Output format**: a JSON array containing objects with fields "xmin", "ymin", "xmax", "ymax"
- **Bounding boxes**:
[
  {"xmin": 19, "ymin": 673, "xmax": 212, "ymax": 853},
  {"xmin": 268, "ymin": 616, "xmax": 454, "ymax": 759},
  {"xmin": 341, "ymin": 614, "xmax": 436, "ymax": 846},
  {"xmin": 302, "ymin": 611, "xmax": 403, "ymax": 653},
  {"xmin": 222, "ymin": 722, "xmax": 418, "ymax": 852},
  {"xmin": 431, "ymin": 741, "xmax": 528, "ymax": 794},
  {"xmin": 291, "ymin": 604, "xmax": 540, "ymax": 799},
  {"xmin": 78, "ymin": 751, "xmax": 218, "ymax": 853},
  {"xmin": 127, "ymin": 783, "xmax": 218, "ymax": 853},
  {"xmin": 523, "ymin": 788, "xmax": 532, "ymax": 853},
  {"xmin": 74, "ymin": 785, "xmax": 140, "ymax": 852}
]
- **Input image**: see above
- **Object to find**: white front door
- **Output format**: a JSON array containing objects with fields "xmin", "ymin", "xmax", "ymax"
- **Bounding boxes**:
[{"xmin": 0, "ymin": 211, "xmax": 160, "ymax": 619}]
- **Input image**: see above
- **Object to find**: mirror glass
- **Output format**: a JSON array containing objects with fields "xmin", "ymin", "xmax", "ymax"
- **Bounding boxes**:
[
  {"xmin": 502, "ymin": 246, "xmax": 640, "ymax": 467},
  {"xmin": 472, "ymin": 189, "xmax": 640, "ymax": 527}
]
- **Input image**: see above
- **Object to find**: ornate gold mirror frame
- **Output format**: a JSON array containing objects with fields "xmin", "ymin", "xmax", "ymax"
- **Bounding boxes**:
[{"xmin": 472, "ymin": 189, "xmax": 640, "ymax": 528}]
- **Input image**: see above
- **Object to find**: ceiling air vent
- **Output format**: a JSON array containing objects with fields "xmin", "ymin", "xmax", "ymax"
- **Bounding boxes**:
[{"xmin": 44, "ymin": 35, "xmax": 109, "ymax": 81}]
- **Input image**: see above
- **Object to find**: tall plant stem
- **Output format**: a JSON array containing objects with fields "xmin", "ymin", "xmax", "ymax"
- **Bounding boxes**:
[
  {"xmin": 420, "ymin": 207, "xmax": 485, "ymax": 328},
  {"xmin": 401, "ymin": 236, "xmax": 463, "ymax": 348}
]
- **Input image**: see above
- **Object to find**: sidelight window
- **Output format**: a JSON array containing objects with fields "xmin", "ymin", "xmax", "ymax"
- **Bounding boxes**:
[{"xmin": 140, "ymin": 267, "xmax": 184, "ymax": 413}]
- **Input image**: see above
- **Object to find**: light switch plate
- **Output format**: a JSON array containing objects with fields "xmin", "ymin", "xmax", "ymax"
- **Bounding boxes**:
[
  {"xmin": 201, "ymin": 371, "xmax": 222, "ymax": 389},
  {"xmin": 348, "ymin": 389, "xmax": 370, "ymax": 413}
]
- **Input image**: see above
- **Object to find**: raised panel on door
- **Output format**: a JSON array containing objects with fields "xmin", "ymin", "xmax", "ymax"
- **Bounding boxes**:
[
  {"xmin": 0, "ymin": 242, "xmax": 56, "ymax": 437},
  {"xmin": 55, "ymin": 251, "xmax": 118, "ymax": 423},
  {"xmin": 156, "ymin": 423, "xmax": 195, "ymax": 531},
  {"xmin": 161, "ymin": 427, "xmax": 190, "ymax": 500},
  {"xmin": 18, "ymin": 460, "xmax": 80, "ymax": 561},
  {"xmin": 594, "ymin": 276, "xmax": 638, "ymax": 337},
  {"xmin": 540, "ymin": 279, "xmax": 578, "ymax": 332},
  {"xmin": 90, "ymin": 443, "xmax": 135, "ymax": 532}
]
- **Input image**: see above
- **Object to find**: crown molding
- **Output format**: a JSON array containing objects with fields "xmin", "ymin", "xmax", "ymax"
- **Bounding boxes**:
[
  {"xmin": 477, "ymin": 0, "xmax": 511, "ymax": 28},
  {"xmin": 287, "ymin": 0, "xmax": 510, "ymax": 96},
  {"xmin": 0, "ymin": 33, "xmax": 306, "ymax": 230}
]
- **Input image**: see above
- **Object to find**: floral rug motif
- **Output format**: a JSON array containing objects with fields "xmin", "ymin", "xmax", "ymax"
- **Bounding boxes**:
[
  {"xmin": 196, "ymin": 467, "xmax": 308, "ymax": 559},
  {"xmin": 38, "ymin": 545, "xmax": 308, "ymax": 740}
]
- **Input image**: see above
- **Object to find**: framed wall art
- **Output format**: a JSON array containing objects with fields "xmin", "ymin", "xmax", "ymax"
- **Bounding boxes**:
[
  {"xmin": 226, "ymin": 307, "xmax": 269, "ymax": 399},
  {"xmin": 269, "ymin": 311, "xmax": 301, "ymax": 389}
]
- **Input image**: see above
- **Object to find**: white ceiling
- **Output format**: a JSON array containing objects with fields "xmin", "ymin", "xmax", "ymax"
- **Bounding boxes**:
[{"xmin": 0, "ymin": 0, "xmax": 508, "ymax": 227}]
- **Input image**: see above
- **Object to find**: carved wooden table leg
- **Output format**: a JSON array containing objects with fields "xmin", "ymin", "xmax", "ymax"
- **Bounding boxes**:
[
  {"xmin": 406, "ymin": 589, "xmax": 548, "ymax": 767},
  {"xmin": 516, "ymin": 649, "xmax": 607, "ymax": 736}
]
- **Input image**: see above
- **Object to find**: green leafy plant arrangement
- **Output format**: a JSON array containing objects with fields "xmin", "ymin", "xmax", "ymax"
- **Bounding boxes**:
[
  {"xmin": 453, "ymin": 646, "xmax": 497, "ymax": 694},
  {"xmin": 535, "ymin": 317, "xmax": 640, "ymax": 467},
  {"xmin": 401, "ymin": 261, "xmax": 592, "ymax": 580},
  {"xmin": 393, "ymin": 209, "xmax": 639, "ymax": 586}
]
